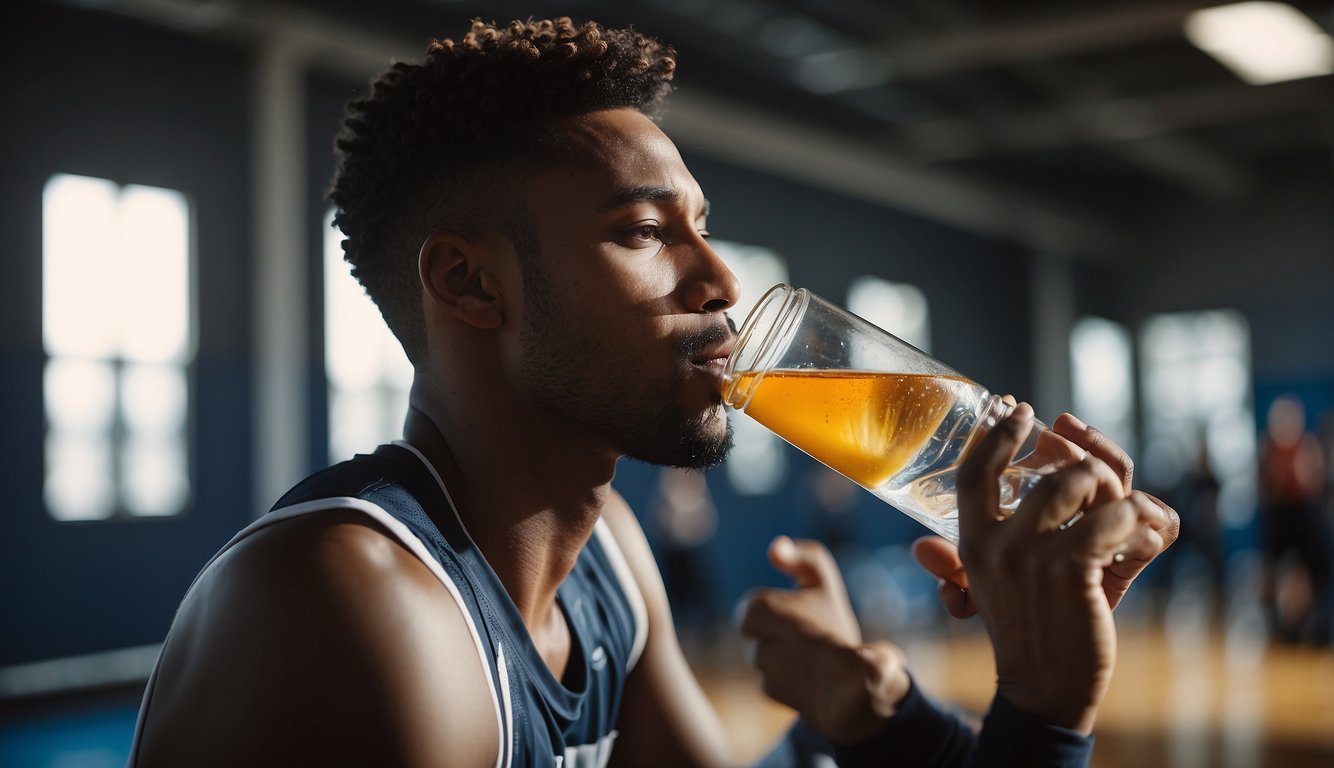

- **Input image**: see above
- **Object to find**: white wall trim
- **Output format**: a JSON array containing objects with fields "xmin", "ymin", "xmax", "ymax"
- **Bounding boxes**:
[{"xmin": 0, "ymin": 644, "xmax": 161, "ymax": 699}]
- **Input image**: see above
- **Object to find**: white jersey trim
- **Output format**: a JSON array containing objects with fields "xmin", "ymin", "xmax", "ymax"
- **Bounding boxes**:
[
  {"xmin": 393, "ymin": 439, "xmax": 648, "ymax": 673},
  {"xmin": 495, "ymin": 640, "xmax": 515, "ymax": 767},
  {"xmin": 591, "ymin": 519, "xmax": 649, "ymax": 672},
  {"xmin": 392, "ymin": 440, "xmax": 517, "ymax": 758},
  {"xmin": 393, "ymin": 440, "xmax": 471, "ymax": 537}
]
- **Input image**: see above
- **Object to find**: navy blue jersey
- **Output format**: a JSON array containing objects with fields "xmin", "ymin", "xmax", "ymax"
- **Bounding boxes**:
[{"xmin": 130, "ymin": 441, "xmax": 647, "ymax": 768}]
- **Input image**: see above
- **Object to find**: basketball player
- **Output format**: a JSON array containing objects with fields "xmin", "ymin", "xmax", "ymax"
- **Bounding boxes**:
[{"xmin": 129, "ymin": 18, "xmax": 1176, "ymax": 766}]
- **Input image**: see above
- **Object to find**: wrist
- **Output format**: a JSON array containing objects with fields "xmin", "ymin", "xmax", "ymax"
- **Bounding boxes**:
[
  {"xmin": 976, "ymin": 694, "xmax": 1096, "ymax": 765},
  {"xmin": 833, "ymin": 674, "xmax": 976, "ymax": 767},
  {"xmin": 995, "ymin": 682, "xmax": 1099, "ymax": 735},
  {"xmin": 992, "ymin": 635, "xmax": 1111, "ymax": 736},
  {"xmin": 832, "ymin": 642, "xmax": 911, "ymax": 743}
]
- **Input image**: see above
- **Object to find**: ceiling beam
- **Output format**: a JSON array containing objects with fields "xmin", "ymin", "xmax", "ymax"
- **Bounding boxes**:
[
  {"xmin": 907, "ymin": 78, "xmax": 1330, "ymax": 157},
  {"xmin": 876, "ymin": 2, "xmax": 1212, "ymax": 81},
  {"xmin": 662, "ymin": 90, "xmax": 1125, "ymax": 257},
  {"xmin": 63, "ymin": 0, "xmax": 418, "ymax": 79},
  {"xmin": 968, "ymin": 78, "xmax": 1322, "ymax": 199}
]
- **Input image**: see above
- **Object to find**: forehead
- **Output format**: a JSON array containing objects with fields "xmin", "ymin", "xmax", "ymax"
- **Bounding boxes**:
[{"xmin": 526, "ymin": 109, "xmax": 705, "ymax": 213}]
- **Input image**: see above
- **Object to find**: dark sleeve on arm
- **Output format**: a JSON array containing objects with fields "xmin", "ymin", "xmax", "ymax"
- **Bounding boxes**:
[
  {"xmin": 972, "ymin": 694, "xmax": 1093, "ymax": 768},
  {"xmin": 831, "ymin": 676, "xmax": 1094, "ymax": 768}
]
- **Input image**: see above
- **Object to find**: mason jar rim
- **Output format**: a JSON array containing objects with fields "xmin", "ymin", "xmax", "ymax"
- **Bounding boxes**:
[{"xmin": 721, "ymin": 283, "xmax": 808, "ymax": 410}]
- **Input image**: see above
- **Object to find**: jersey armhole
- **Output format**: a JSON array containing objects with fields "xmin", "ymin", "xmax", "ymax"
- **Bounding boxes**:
[{"xmin": 592, "ymin": 518, "xmax": 650, "ymax": 672}]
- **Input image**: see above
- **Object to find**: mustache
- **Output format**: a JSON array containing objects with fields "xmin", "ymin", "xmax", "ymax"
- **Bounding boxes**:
[{"xmin": 677, "ymin": 315, "xmax": 737, "ymax": 358}]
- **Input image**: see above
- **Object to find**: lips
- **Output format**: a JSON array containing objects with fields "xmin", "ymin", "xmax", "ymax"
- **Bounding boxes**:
[
  {"xmin": 691, "ymin": 340, "xmax": 735, "ymax": 368},
  {"xmin": 681, "ymin": 324, "xmax": 737, "ymax": 388}
]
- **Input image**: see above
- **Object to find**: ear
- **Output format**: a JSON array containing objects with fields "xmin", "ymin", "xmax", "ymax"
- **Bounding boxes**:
[{"xmin": 419, "ymin": 230, "xmax": 504, "ymax": 330}]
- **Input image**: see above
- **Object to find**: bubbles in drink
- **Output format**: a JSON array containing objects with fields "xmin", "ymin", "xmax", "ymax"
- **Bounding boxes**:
[{"xmin": 731, "ymin": 371, "xmax": 976, "ymax": 487}]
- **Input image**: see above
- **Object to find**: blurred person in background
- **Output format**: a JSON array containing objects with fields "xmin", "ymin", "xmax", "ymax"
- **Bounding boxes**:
[
  {"xmin": 805, "ymin": 465, "xmax": 860, "ymax": 558},
  {"xmin": 127, "ymin": 17, "xmax": 1176, "ymax": 767},
  {"xmin": 1258, "ymin": 395, "xmax": 1330, "ymax": 645},
  {"xmin": 1166, "ymin": 437, "xmax": 1224, "ymax": 607},
  {"xmin": 650, "ymin": 467, "xmax": 721, "ymax": 653}
]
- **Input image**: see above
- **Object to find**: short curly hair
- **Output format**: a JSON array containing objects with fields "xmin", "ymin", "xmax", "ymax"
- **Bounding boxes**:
[{"xmin": 328, "ymin": 17, "xmax": 678, "ymax": 364}]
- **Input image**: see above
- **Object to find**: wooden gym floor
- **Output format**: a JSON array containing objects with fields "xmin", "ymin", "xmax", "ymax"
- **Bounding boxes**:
[{"xmin": 696, "ymin": 621, "xmax": 1334, "ymax": 767}]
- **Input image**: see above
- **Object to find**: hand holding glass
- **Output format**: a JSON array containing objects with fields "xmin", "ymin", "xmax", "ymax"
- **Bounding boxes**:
[{"xmin": 722, "ymin": 284, "xmax": 1083, "ymax": 543}]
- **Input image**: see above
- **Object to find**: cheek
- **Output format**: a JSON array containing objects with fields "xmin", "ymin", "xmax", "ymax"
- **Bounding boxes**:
[{"xmin": 615, "ymin": 256, "xmax": 687, "ymax": 316}]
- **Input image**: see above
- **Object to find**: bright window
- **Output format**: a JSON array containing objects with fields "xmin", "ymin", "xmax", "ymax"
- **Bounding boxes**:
[
  {"xmin": 1071, "ymin": 317, "xmax": 1137, "ymax": 459},
  {"xmin": 712, "ymin": 240, "xmax": 790, "ymax": 495},
  {"xmin": 324, "ymin": 210, "xmax": 413, "ymax": 463},
  {"xmin": 847, "ymin": 276, "xmax": 931, "ymax": 353},
  {"xmin": 1140, "ymin": 310, "xmax": 1255, "ymax": 527},
  {"xmin": 42, "ymin": 174, "xmax": 193, "ymax": 521}
]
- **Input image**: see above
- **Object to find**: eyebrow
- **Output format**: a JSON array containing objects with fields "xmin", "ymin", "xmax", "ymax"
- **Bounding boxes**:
[{"xmin": 599, "ymin": 185, "xmax": 711, "ymax": 218}]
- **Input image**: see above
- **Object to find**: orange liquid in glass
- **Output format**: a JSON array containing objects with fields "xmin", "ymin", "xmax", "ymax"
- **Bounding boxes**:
[{"xmin": 733, "ymin": 370, "xmax": 968, "ymax": 488}]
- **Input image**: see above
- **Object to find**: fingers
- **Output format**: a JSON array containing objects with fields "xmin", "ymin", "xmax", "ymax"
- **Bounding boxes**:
[
  {"xmin": 768, "ymin": 535, "xmax": 839, "ymax": 590},
  {"xmin": 911, "ymin": 537, "xmax": 969, "ymax": 588},
  {"xmin": 912, "ymin": 536, "xmax": 977, "ymax": 618},
  {"xmin": 1059, "ymin": 494, "xmax": 1140, "ymax": 565},
  {"xmin": 1012, "ymin": 452, "xmax": 1125, "ymax": 534},
  {"xmin": 1052, "ymin": 413, "xmax": 1134, "ymax": 495},
  {"xmin": 1098, "ymin": 492, "xmax": 1179, "ymax": 609},
  {"xmin": 751, "ymin": 635, "xmax": 911, "ymax": 743},
  {"xmin": 1029, "ymin": 428, "xmax": 1088, "ymax": 470},
  {"xmin": 958, "ymin": 402, "xmax": 1035, "ymax": 544},
  {"xmin": 1140, "ymin": 492, "xmax": 1181, "ymax": 547},
  {"xmin": 737, "ymin": 587, "xmax": 808, "ymax": 640},
  {"xmin": 741, "ymin": 536, "xmax": 860, "ymax": 646},
  {"xmin": 937, "ymin": 580, "xmax": 978, "ymax": 618},
  {"xmin": 1117, "ymin": 492, "xmax": 1173, "ymax": 561},
  {"xmin": 750, "ymin": 636, "xmax": 867, "ymax": 697}
]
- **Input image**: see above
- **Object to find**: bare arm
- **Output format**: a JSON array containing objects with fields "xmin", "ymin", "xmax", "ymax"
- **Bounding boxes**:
[
  {"xmin": 135, "ymin": 510, "xmax": 499, "ymax": 768},
  {"xmin": 599, "ymin": 491, "xmax": 735, "ymax": 768}
]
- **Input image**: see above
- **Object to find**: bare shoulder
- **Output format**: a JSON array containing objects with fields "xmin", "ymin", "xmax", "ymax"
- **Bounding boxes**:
[
  {"xmin": 136, "ymin": 509, "xmax": 499, "ymax": 768},
  {"xmin": 597, "ymin": 488, "xmax": 664, "ymax": 596},
  {"xmin": 599, "ymin": 488, "xmax": 652, "ymax": 558}
]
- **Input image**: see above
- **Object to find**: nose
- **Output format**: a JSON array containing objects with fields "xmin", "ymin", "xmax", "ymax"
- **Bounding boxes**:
[{"xmin": 682, "ymin": 237, "xmax": 741, "ymax": 314}]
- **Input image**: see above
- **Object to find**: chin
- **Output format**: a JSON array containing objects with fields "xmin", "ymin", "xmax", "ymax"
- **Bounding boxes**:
[
  {"xmin": 621, "ymin": 410, "xmax": 733, "ymax": 470},
  {"xmin": 675, "ymin": 411, "xmax": 734, "ymax": 469}
]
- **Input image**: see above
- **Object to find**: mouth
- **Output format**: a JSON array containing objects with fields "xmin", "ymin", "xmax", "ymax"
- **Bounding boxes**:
[{"xmin": 690, "ymin": 341, "xmax": 736, "ymax": 378}]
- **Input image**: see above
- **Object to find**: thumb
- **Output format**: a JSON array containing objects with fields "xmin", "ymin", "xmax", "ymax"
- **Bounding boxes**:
[
  {"xmin": 911, "ymin": 537, "xmax": 968, "ymax": 589},
  {"xmin": 768, "ymin": 535, "xmax": 831, "ymax": 590},
  {"xmin": 912, "ymin": 537, "xmax": 976, "ymax": 618}
]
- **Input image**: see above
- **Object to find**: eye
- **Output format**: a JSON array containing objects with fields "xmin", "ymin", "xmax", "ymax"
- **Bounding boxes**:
[
  {"xmin": 697, "ymin": 229, "xmax": 712, "ymax": 240},
  {"xmin": 626, "ymin": 223, "xmax": 664, "ymax": 243}
]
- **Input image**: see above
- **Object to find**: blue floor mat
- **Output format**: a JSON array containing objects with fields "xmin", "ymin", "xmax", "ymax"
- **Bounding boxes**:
[{"xmin": 0, "ymin": 701, "xmax": 137, "ymax": 768}]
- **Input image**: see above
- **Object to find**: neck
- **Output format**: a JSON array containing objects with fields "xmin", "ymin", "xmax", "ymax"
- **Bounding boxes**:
[{"xmin": 402, "ymin": 385, "xmax": 616, "ymax": 631}]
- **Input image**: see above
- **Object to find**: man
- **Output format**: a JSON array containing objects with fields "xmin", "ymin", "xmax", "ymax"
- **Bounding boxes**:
[
  {"xmin": 129, "ymin": 18, "xmax": 1176, "ymax": 766},
  {"xmin": 1258, "ymin": 395, "xmax": 1330, "ymax": 643}
]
